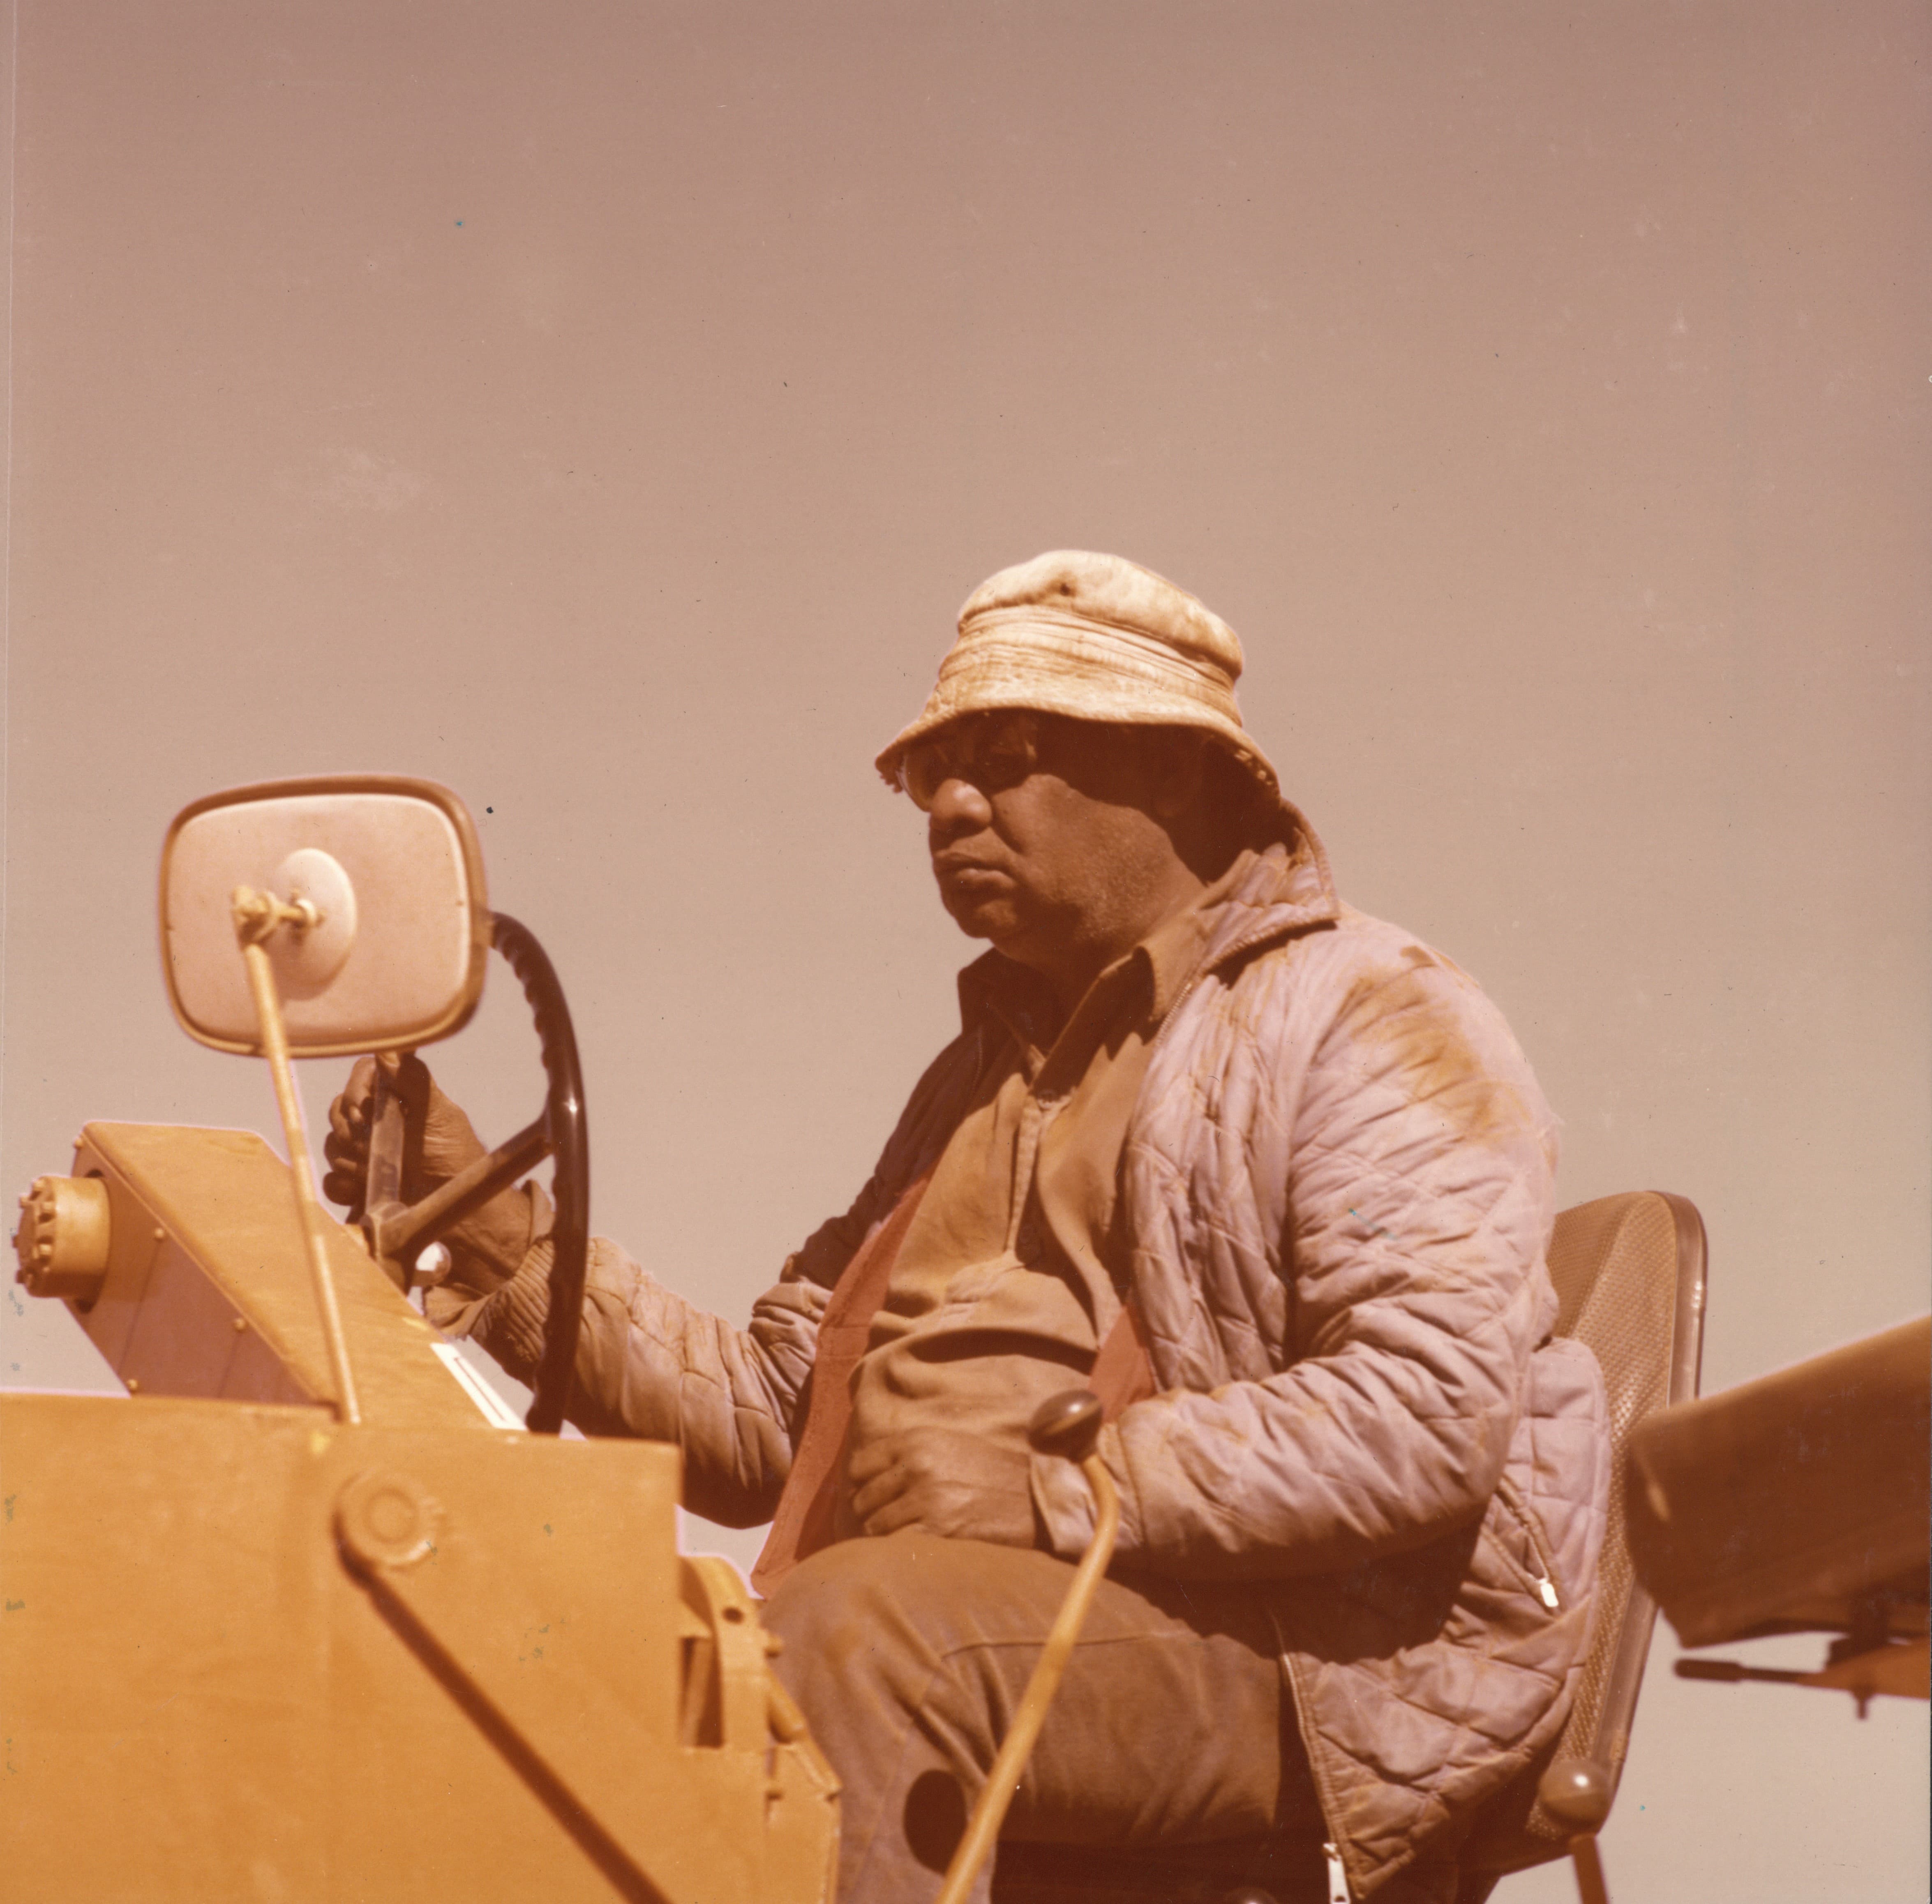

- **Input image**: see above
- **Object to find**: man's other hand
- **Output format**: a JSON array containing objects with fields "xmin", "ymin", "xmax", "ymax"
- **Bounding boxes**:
[
  {"xmin": 846, "ymin": 1430, "xmax": 1037, "ymax": 1547},
  {"xmin": 322, "ymin": 1052, "xmax": 533, "ymax": 1292}
]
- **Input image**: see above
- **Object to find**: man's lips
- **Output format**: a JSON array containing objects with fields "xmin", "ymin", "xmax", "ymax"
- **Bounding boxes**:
[{"xmin": 931, "ymin": 851, "xmax": 1010, "ymax": 888}]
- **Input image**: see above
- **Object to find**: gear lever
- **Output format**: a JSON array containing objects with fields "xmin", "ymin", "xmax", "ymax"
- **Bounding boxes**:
[{"xmin": 933, "ymin": 1389, "xmax": 1121, "ymax": 1904}]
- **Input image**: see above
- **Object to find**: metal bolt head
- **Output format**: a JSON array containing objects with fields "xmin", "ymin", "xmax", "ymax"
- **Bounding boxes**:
[{"xmin": 335, "ymin": 1469, "xmax": 441, "ymax": 1574}]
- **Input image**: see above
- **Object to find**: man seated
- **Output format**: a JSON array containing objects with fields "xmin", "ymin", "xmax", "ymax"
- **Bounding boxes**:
[{"xmin": 326, "ymin": 551, "xmax": 1610, "ymax": 1904}]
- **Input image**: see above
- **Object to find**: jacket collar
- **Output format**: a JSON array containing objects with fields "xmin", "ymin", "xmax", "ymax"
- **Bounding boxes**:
[{"xmin": 1185, "ymin": 794, "xmax": 1340, "ymax": 991}]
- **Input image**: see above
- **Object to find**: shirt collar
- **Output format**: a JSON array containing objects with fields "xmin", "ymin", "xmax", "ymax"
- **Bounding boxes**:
[{"xmin": 957, "ymin": 953, "xmax": 1059, "ymax": 1068}]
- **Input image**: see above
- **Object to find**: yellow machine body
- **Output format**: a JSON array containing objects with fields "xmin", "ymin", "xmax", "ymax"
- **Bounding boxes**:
[{"xmin": 2, "ymin": 1123, "xmax": 839, "ymax": 1904}]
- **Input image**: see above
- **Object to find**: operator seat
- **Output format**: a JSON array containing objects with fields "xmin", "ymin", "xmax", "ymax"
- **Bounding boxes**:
[
  {"xmin": 1451, "ymin": 1189, "xmax": 1708, "ymax": 1900},
  {"xmin": 990, "ymin": 1190, "xmax": 1709, "ymax": 1904}
]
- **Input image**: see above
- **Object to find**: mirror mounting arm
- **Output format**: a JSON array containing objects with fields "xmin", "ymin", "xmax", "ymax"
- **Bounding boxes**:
[{"xmin": 232, "ymin": 886, "xmax": 363, "ymax": 1427}]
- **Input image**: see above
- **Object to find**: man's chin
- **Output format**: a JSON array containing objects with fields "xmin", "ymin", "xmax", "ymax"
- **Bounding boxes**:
[{"xmin": 937, "ymin": 888, "xmax": 1022, "ymax": 945}]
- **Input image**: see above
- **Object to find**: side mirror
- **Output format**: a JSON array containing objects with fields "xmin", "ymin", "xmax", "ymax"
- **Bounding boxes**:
[{"xmin": 159, "ymin": 774, "xmax": 490, "ymax": 1058}]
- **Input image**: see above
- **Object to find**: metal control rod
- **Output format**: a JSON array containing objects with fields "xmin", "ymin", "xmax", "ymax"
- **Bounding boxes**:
[{"xmin": 933, "ymin": 1391, "xmax": 1120, "ymax": 1904}]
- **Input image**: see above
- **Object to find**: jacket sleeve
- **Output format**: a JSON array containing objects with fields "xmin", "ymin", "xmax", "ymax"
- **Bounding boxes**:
[
  {"xmin": 456, "ymin": 1023, "xmax": 994, "ymax": 1527},
  {"xmin": 1033, "ymin": 940, "xmax": 1561, "ymax": 1579},
  {"xmin": 455, "ymin": 1190, "xmax": 889, "ymax": 1527}
]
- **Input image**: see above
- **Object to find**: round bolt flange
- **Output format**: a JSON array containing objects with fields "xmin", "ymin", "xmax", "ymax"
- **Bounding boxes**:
[
  {"xmin": 335, "ymin": 1470, "xmax": 441, "ymax": 1573},
  {"xmin": 13, "ymin": 1175, "xmax": 113, "ymax": 1303}
]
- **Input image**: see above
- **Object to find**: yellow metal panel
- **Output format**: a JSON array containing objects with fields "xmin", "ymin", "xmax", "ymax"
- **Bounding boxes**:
[
  {"xmin": 0, "ymin": 1395, "xmax": 831, "ymax": 1903},
  {"xmin": 72, "ymin": 1123, "xmax": 489, "ymax": 1428}
]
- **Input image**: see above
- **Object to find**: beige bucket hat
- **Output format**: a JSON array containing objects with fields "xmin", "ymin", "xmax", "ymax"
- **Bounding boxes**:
[{"xmin": 875, "ymin": 549, "xmax": 1280, "ymax": 795}]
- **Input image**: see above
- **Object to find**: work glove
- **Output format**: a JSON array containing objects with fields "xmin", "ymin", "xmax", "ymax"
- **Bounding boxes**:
[{"xmin": 322, "ymin": 1051, "xmax": 539, "ymax": 1301}]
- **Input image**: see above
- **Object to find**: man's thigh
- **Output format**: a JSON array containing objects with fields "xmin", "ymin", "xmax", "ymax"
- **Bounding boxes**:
[{"xmin": 764, "ymin": 1532, "xmax": 1319, "ymax": 1851}]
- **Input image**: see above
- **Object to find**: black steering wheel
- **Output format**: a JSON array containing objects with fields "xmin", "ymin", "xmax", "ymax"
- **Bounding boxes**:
[
  {"xmin": 358, "ymin": 912, "xmax": 588, "ymax": 1435},
  {"xmin": 486, "ymin": 913, "xmax": 588, "ymax": 1434}
]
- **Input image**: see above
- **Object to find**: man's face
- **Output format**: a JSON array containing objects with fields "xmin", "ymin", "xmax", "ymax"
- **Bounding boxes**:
[{"xmin": 903, "ymin": 712, "xmax": 1181, "ymax": 974}]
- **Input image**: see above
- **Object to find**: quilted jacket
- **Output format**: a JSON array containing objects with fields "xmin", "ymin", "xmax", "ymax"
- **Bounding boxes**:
[{"xmin": 509, "ymin": 807, "xmax": 1611, "ymax": 1899}]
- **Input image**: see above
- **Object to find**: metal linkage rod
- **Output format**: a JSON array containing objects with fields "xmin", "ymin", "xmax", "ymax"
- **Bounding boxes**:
[{"xmin": 934, "ymin": 1394, "xmax": 1121, "ymax": 1904}]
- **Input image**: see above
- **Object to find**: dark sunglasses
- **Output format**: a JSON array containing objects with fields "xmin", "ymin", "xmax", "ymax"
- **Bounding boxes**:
[{"xmin": 896, "ymin": 711, "xmax": 1044, "ymax": 811}]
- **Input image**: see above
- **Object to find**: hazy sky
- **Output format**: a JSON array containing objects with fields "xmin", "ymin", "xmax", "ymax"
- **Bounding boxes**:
[{"xmin": 3, "ymin": 5, "xmax": 1927, "ymax": 1898}]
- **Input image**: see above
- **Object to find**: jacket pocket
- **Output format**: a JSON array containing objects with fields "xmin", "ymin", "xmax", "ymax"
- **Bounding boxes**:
[{"xmin": 1489, "ymin": 1474, "xmax": 1564, "ymax": 1611}]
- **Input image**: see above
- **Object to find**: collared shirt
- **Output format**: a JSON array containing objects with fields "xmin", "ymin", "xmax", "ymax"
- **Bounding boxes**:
[{"xmin": 837, "ymin": 850, "xmax": 1262, "ymax": 1529}]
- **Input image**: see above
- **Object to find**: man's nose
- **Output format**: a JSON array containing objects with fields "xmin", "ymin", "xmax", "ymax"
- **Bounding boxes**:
[{"xmin": 926, "ymin": 775, "xmax": 993, "ymax": 838}]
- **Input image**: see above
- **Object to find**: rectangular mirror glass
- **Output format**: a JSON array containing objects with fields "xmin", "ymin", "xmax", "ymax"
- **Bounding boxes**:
[{"xmin": 160, "ymin": 775, "xmax": 490, "ymax": 1058}]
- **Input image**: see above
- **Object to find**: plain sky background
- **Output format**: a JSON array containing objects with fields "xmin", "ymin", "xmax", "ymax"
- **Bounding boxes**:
[{"xmin": 1, "ymin": 3, "xmax": 1926, "ymax": 1898}]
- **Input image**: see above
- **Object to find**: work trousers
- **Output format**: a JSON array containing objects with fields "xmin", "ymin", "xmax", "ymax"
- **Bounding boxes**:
[{"xmin": 762, "ymin": 1531, "xmax": 1331, "ymax": 1904}]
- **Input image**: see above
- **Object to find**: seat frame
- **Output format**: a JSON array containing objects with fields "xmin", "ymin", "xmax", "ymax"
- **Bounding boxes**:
[{"xmin": 1453, "ymin": 1189, "xmax": 1708, "ymax": 1901}]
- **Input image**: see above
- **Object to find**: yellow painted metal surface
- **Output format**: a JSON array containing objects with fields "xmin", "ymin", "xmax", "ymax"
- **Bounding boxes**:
[
  {"xmin": 65, "ymin": 1121, "xmax": 489, "ymax": 1427},
  {"xmin": 0, "ymin": 1395, "xmax": 837, "ymax": 1902}
]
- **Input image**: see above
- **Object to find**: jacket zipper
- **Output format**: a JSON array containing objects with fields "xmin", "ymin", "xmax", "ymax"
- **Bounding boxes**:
[
  {"xmin": 1191, "ymin": 925, "xmax": 1353, "ymax": 1904},
  {"xmin": 1494, "ymin": 1474, "xmax": 1563, "ymax": 1609},
  {"xmin": 1323, "ymin": 1840, "xmax": 1352, "ymax": 1902},
  {"xmin": 1158, "ymin": 901, "xmax": 1350, "ymax": 1892},
  {"xmin": 1272, "ymin": 1614, "xmax": 1358, "ymax": 1904}
]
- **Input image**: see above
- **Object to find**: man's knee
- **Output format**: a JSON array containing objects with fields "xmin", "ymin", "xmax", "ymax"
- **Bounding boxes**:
[
  {"xmin": 764, "ymin": 1532, "xmax": 958, "ymax": 1723},
  {"xmin": 761, "ymin": 1533, "xmax": 1070, "ymax": 1737}
]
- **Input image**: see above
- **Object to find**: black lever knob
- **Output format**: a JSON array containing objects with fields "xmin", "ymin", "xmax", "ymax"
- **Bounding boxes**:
[{"xmin": 1028, "ymin": 1389, "xmax": 1104, "ymax": 1463}]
